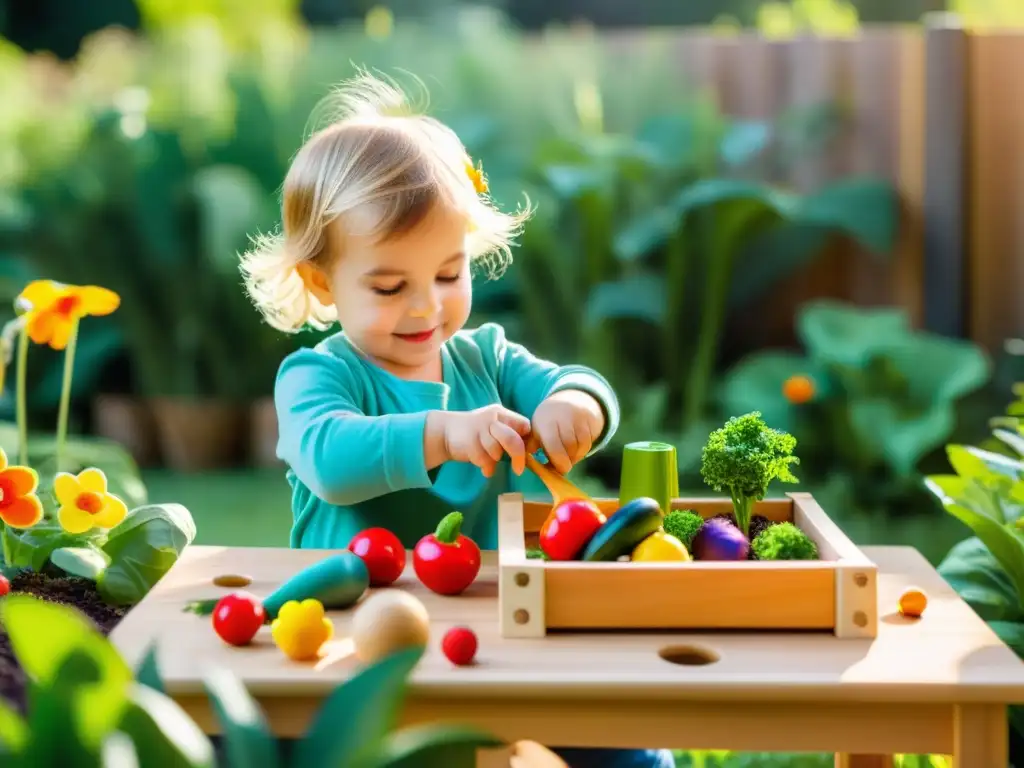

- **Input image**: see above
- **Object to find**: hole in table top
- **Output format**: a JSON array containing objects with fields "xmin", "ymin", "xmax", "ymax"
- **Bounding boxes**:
[
  {"xmin": 212, "ymin": 574, "xmax": 252, "ymax": 588},
  {"xmin": 658, "ymin": 644, "xmax": 719, "ymax": 666}
]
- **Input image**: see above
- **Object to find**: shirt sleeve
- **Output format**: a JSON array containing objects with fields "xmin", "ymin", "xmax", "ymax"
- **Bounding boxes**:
[
  {"xmin": 274, "ymin": 348, "xmax": 433, "ymax": 506},
  {"xmin": 480, "ymin": 323, "xmax": 621, "ymax": 455}
]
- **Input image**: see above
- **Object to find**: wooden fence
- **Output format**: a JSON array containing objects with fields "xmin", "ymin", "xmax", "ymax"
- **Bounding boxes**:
[{"xmin": 601, "ymin": 15, "xmax": 1023, "ymax": 354}]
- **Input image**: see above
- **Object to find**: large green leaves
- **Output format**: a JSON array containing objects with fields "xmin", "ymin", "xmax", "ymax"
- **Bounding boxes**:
[
  {"xmin": 0, "ymin": 595, "xmax": 134, "ymax": 750},
  {"xmin": 115, "ymin": 684, "xmax": 217, "ymax": 768},
  {"xmin": 938, "ymin": 537, "xmax": 1023, "ymax": 622},
  {"xmin": 289, "ymin": 645, "xmax": 427, "ymax": 768},
  {"xmin": 98, "ymin": 504, "xmax": 197, "ymax": 605},
  {"xmin": 362, "ymin": 724, "xmax": 504, "ymax": 768},
  {"xmin": 202, "ymin": 668, "xmax": 280, "ymax": 768}
]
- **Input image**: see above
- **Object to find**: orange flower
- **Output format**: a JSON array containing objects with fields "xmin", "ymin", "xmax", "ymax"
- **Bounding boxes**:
[
  {"xmin": 0, "ymin": 448, "xmax": 43, "ymax": 529},
  {"xmin": 465, "ymin": 159, "xmax": 488, "ymax": 195},
  {"xmin": 55, "ymin": 468, "xmax": 128, "ymax": 534},
  {"xmin": 782, "ymin": 375, "xmax": 816, "ymax": 405},
  {"xmin": 16, "ymin": 280, "xmax": 120, "ymax": 351}
]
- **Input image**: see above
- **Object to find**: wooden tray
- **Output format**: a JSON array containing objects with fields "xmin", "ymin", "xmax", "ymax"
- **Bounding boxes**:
[{"xmin": 497, "ymin": 492, "xmax": 877, "ymax": 640}]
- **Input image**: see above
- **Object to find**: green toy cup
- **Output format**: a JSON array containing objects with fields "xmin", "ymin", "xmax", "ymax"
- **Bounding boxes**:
[{"xmin": 619, "ymin": 441, "xmax": 679, "ymax": 516}]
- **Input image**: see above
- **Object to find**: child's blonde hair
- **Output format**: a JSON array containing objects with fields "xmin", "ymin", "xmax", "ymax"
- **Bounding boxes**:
[{"xmin": 240, "ymin": 70, "xmax": 532, "ymax": 333}]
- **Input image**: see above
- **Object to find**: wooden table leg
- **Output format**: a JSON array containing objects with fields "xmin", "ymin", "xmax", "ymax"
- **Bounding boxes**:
[
  {"xmin": 834, "ymin": 756, "xmax": 891, "ymax": 768},
  {"xmin": 953, "ymin": 704, "xmax": 1007, "ymax": 767}
]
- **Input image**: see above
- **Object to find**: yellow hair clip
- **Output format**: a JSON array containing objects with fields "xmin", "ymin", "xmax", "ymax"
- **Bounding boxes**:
[{"xmin": 465, "ymin": 159, "xmax": 488, "ymax": 195}]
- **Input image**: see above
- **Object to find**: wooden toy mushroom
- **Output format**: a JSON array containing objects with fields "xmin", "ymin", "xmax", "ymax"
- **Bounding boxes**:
[{"xmin": 351, "ymin": 589, "xmax": 430, "ymax": 663}]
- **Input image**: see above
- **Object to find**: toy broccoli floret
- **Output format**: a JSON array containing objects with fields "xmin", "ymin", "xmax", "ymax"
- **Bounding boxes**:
[
  {"xmin": 663, "ymin": 510, "xmax": 704, "ymax": 549},
  {"xmin": 752, "ymin": 522, "xmax": 818, "ymax": 560},
  {"xmin": 700, "ymin": 411, "xmax": 800, "ymax": 538}
]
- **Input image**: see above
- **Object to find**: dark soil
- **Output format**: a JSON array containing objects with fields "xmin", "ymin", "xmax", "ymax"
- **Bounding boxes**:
[
  {"xmin": 708, "ymin": 513, "xmax": 778, "ymax": 560},
  {"xmin": 0, "ymin": 571, "xmax": 129, "ymax": 713}
]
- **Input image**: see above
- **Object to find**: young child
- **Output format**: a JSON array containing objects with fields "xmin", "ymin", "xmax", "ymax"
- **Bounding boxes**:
[{"xmin": 241, "ymin": 72, "xmax": 676, "ymax": 768}]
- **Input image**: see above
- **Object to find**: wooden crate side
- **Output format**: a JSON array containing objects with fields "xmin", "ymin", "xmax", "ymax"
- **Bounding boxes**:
[
  {"xmin": 789, "ymin": 492, "xmax": 878, "ymax": 639},
  {"xmin": 543, "ymin": 563, "xmax": 836, "ymax": 630},
  {"xmin": 498, "ymin": 493, "xmax": 547, "ymax": 638},
  {"xmin": 521, "ymin": 497, "xmax": 794, "ymax": 533}
]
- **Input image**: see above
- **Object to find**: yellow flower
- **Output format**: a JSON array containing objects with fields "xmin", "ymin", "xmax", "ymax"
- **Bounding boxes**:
[
  {"xmin": 271, "ymin": 599, "xmax": 334, "ymax": 661},
  {"xmin": 55, "ymin": 468, "xmax": 128, "ymax": 534},
  {"xmin": 0, "ymin": 448, "xmax": 43, "ymax": 529},
  {"xmin": 17, "ymin": 280, "xmax": 120, "ymax": 351},
  {"xmin": 465, "ymin": 159, "xmax": 488, "ymax": 195}
]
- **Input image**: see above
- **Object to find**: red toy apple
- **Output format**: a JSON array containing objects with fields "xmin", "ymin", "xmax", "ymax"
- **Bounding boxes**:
[
  {"xmin": 442, "ymin": 626, "xmax": 478, "ymax": 666},
  {"xmin": 349, "ymin": 527, "xmax": 406, "ymax": 586},
  {"xmin": 413, "ymin": 512, "xmax": 481, "ymax": 596},
  {"xmin": 212, "ymin": 592, "xmax": 266, "ymax": 646},
  {"xmin": 539, "ymin": 499, "xmax": 606, "ymax": 561}
]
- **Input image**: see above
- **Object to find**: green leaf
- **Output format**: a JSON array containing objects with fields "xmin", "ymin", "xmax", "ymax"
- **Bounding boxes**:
[
  {"xmin": 719, "ymin": 120, "xmax": 771, "ymax": 167},
  {"xmin": 1, "ymin": 595, "xmax": 133, "ymax": 747},
  {"xmin": 797, "ymin": 300, "xmax": 910, "ymax": 368},
  {"xmin": 3, "ymin": 520, "xmax": 107, "ymax": 571},
  {"xmin": 539, "ymin": 165, "xmax": 611, "ymax": 200},
  {"xmin": 928, "ymin": 473, "xmax": 1009, "ymax": 525},
  {"xmin": 989, "ymin": 620, "xmax": 1024, "ymax": 658},
  {"xmin": 848, "ymin": 399, "xmax": 956, "ymax": 476},
  {"xmin": 927, "ymin": 481, "xmax": 1024, "ymax": 609},
  {"xmin": 994, "ymin": 428, "xmax": 1024, "ymax": 458},
  {"xmin": 289, "ymin": 645, "xmax": 427, "ymax": 768},
  {"xmin": 583, "ymin": 273, "xmax": 665, "ymax": 327},
  {"xmin": 202, "ymin": 667, "xmax": 279, "ymax": 768},
  {"xmin": 21, "ymin": 681, "xmax": 99, "ymax": 767},
  {"xmin": 97, "ymin": 504, "xmax": 196, "ymax": 605},
  {"xmin": 795, "ymin": 177, "xmax": 899, "ymax": 253},
  {"xmin": 948, "ymin": 444, "xmax": 1023, "ymax": 487},
  {"xmin": 362, "ymin": 724, "xmax": 504, "ymax": 768},
  {"xmin": 937, "ymin": 537, "xmax": 1022, "ymax": 622},
  {"xmin": 51, "ymin": 546, "xmax": 109, "ymax": 580},
  {"xmin": 192, "ymin": 165, "xmax": 275, "ymax": 274},
  {"xmin": 0, "ymin": 697, "xmax": 27, "ymax": 755},
  {"xmin": 101, "ymin": 732, "xmax": 140, "ymax": 768},
  {"xmin": 612, "ymin": 207, "xmax": 677, "ymax": 261},
  {"xmin": 115, "ymin": 683, "xmax": 216, "ymax": 768},
  {"xmin": 878, "ymin": 332, "xmax": 991, "ymax": 405},
  {"xmin": 718, "ymin": 351, "xmax": 828, "ymax": 434},
  {"xmin": 134, "ymin": 645, "xmax": 165, "ymax": 695}
]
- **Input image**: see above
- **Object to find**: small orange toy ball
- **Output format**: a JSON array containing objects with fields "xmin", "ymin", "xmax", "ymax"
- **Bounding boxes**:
[
  {"xmin": 782, "ymin": 375, "xmax": 816, "ymax": 405},
  {"xmin": 899, "ymin": 587, "xmax": 928, "ymax": 618}
]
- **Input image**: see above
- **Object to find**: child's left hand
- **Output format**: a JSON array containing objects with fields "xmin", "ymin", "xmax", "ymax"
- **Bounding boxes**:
[{"xmin": 525, "ymin": 389, "xmax": 605, "ymax": 475}]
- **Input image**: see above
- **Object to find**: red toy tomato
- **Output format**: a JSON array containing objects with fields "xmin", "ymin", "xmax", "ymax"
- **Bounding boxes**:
[
  {"xmin": 0, "ymin": 574, "xmax": 9, "ymax": 597},
  {"xmin": 212, "ymin": 592, "xmax": 266, "ymax": 646},
  {"xmin": 442, "ymin": 626, "xmax": 478, "ymax": 666},
  {"xmin": 539, "ymin": 499, "xmax": 606, "ymax": 561},
  {"xmin": 348, "ymin": 527, "xmax": 406, "ymax": 586},
  {"xmin": 413, "ymin": 511, "xmax": 481, "ymax": 596}
]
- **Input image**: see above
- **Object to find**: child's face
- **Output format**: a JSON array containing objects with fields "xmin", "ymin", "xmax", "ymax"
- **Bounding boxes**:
[{"xmin": 311, "ymin": 203, "xmax": 472, "ymax": 378}]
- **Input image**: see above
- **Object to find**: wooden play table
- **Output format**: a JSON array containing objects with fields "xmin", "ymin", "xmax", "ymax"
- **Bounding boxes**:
[{"xmin": 110, "ymin": 544, "xmax": 1024, "ymax": 768}]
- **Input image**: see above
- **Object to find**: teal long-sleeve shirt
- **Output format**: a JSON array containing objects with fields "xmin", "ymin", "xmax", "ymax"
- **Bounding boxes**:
[{"xmin": 274, "ymin": 322, "xmax": 620, "ymax": 550}]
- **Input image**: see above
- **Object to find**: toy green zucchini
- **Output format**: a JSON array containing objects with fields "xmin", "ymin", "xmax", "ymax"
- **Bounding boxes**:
[{"xmin": 581, "ymin": 497, "xmax": 664, "ymax": 562}]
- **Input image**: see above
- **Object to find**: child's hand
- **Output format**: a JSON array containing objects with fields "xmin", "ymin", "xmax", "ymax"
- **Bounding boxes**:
[
  {"xmin": 526, "ymin": 390, "xmax": 605, "ymax": 475},
  {"xmin": 426, "ymin": 405, "xmax": 531, "ymax": 478}
]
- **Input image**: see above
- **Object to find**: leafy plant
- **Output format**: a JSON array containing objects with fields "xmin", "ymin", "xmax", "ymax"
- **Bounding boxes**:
[
  {"xmin": 929, "ymin": 386, "xmax": 1024, "ymax": 746},
  {"xmin": 720, "ymin": 300, "xmax": 991, "ymax": 507},
  {"xmin": 700, "ymin": 411, "xmax": 800, "ymax": 537},
  {"xmin": 0, "ymin": 593, "xmax": 504, "ymax": 768}
]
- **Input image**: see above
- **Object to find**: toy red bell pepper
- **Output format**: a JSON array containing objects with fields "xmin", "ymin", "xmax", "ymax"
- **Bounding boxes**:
[
  {"xmin": 413, "ymin": 512, "xmax": 481, "ymax": 595},
  {"xmin": 539, "ymin": 499, "xmax": 606, "ymax": 561}
]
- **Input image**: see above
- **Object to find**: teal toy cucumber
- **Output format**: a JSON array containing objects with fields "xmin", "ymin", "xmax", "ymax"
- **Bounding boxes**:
[
  {"xmin": 582, "ymin": 497, "xmax": 664, "ymax": 562},
  {"xmin": 185, "ymin": 552, "xmax": 370, "ymax": 619}
]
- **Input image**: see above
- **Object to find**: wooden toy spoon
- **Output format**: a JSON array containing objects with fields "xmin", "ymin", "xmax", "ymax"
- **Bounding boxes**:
[{"xmin": 524, "ymin": 453, "xmax": 593, "ymax": 506}]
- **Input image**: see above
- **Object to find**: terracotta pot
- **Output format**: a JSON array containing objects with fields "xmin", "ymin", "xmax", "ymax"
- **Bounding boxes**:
[
  {"xmin": 91, "ymin": 395, "xmax": 160, "ymax": 467},
  {"xmin": 249, "ymin": 396, "xmax": 283, "ymax": 468},
  {"xmin": 148, "ymin": 397, "xmax": 246, "ymax": 472}
]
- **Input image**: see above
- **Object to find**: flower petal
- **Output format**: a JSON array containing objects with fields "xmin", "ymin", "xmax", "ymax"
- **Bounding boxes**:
[
  {"xmin": 77, "ymin": 468, "xmax": 108, "ymax": 493},
  {"xmin": 53, "ymin": 472, "xmax": 82, "ymax": 506},
  {"xmin": 26, "ymin": 311, "xmax": 56, "ymax": 346},
  {"xmin": 0, "ymin": 447, "xmax": 9, "ymax": 472},
  {"xmin": 0, "ymin": 466, "xmax": 38, "ymax": 497},
  {"xmin": 47, "ymin": 318, "xmax": 74, "ymax": 351},
  {"xmin": 76, "ymin": 286, "xmax": 120, "ymax": 317},
  {"xmin": 1, "ymin": 494, "xmax": 43, "ymax": 528},
  {"xmin": 58, "ymin": 503, "xmax": 94, "ymax": 534},
  {"xmin": 17, "ymin": 280, "xmax": 61, "ymax": 312},
  {"xmin": 92, "ymin": 493, "xmax": 127, "ymax": 529}
]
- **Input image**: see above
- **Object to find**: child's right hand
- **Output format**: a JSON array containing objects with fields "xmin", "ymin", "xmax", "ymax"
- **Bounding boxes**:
[{"xmin": 426, "ymin": 406, "xmax": 531, "ymax": 478}]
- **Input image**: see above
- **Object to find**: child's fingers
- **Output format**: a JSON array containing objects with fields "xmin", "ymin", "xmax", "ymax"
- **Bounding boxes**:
[
  {"xmin": 468, "ymin": 442, "xmax": 498, "ymax": 478},
  {"xmin": 537, "ymin": 421, "xmax": 572, "ymax": 475},
  {"xmin": 479, "ymin": 424, "xmax": 505, "ymax": 463},
  {"xmin": 570, "ymin": 420, "xmax": 593, "ymax": 464},
  {"xmin": 490, "ymin": 420, "xmax": 527, "ymax": 475},
  {"xmin": 496, "ymin": 407, "xmax": 532, "ymax": 437}
]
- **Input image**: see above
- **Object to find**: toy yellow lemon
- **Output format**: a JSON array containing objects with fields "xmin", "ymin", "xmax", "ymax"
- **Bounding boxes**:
[
  {"xmin": 271, "ymin": 598, "xmax": 334, "ymax": 661},
  {"xmin": 631, "ymin": 531, "xmax": 691, "ymax": 562}
]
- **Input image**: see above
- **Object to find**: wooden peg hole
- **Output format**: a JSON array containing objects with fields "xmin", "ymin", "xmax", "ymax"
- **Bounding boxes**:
[
  {"xmin": 514, "ymin": 572, "xmax": 530, "ymax": 587},
  {"xmin": 853, "ymin": 573, "xmax": 868, "ymax": 587},
  {"xmin": 853, "ymin": 611, "xmax": 868, "ymax": 627},
  {"xmin": 213, "ymin": 574, "xmax": 252, "ymax": 588},
  {"xmin": 513, "ymin": 609, "xmax": 530, "ymax": 625}
]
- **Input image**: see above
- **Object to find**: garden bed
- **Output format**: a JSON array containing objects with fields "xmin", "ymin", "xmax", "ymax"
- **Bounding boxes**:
[{"xmin": 0, "ymin": 573, "xmax": 129, "ymax": 712}]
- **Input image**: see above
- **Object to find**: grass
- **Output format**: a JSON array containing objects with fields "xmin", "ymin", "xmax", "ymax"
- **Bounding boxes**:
[{"xmin": 140, "ymin": 468, "xmax": 963, "ymax": 766}]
